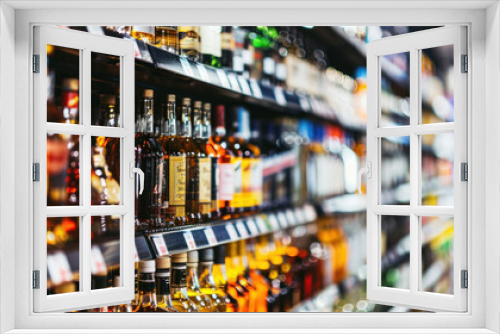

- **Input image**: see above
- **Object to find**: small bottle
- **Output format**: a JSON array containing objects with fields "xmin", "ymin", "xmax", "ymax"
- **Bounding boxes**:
[
  {"xmin": 132, "ymin": 260, "xmax": 167, "ymax": 312},
  {"xmin": 198, "ymin": 248, "xmax": 227, "ymax": 312},
  {"xmin": 154, "ymin": 26, "xmax": 179, "ymax": 54},
  {"xmin": 155, "ymin": 257, "xmax": 179, "ymax": 312},
  {"xmin": 170, "ymin": 253, "xmax": 199, "ymax": 312},
  {"xmin": 186, "ymin": 251, "xmax": 215, "ymax": 312},
  {"xmin": 179, "ymin": 26, "xmax": 200, "ymax": 62}
]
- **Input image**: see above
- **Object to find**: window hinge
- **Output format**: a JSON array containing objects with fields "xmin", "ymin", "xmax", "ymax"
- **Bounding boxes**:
[
  {"xmin": 461, "ymin": 54, "xmax": 468, "ymax": 73},
  {"xmin": 33, "ymin": 163, "xmax": 40, "ymax": 182},
  {"xmin": 461, "ymin": 270, "xmax": 468, "ymax": 289},
  {"xmin": 33, "ymin": 54, "xmax": 40, "ymax": 73},
  {"xmin": 33, "ymin": 270, "xmax": 40, "ymax": 289},
  {"xmin": 461, "ymin": 162, "xmax": 468, "ymax": 181}
]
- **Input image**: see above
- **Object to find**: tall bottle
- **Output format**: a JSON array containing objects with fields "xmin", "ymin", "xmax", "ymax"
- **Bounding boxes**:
[
  {"xmin": 132, "ymin": 260, "xmax": 167, "ymax": 312},
  {"xmin": 207, "ymin": 105, "xmax": 236, "ymax": 219},
  {"xmin": 198, "ymin": 248, "xmax": 227, "ymax": 312},
  {"xmin": 155, "ymin": 257, "xmax": 178, "ymax": 312},
  {"xmin": 220, "ymin": 26, "xmax": 234, "ymax": 69},
  {"xmin": 179, "ymin": 26, "xmax": 200, "ymax": 62},
  {"xmin": 170, "ymin": 253, "xmax": 199, "ymax": 312},
  {"xmin": 212, "ymin": 245, "xmax": 238, "ymax": 312},
  {"xmin": 135, "ymin": 89, "xmax": 164, "ymax": 231},
  {"xmin": 154, "ymin": 26, "xmax": 179, "ymax": 54},
  {"xmin": 200, "ymin": 26, "xmax": 222, "ymax": 68},
  {"xmin": 186, "ymin": 251, "xmax": 215, "ymax": 312},
  {"xmin": 188, "ymin": 101, "xmax": 212, "ymax": 222},
  {"xmin": 158, "ymin": 94, "xmax": 187, "ymax": 227},
  {"xmin": 202, "ymin": 103, "xmax": 220, "ymax": 221},
  {"xmin": 226, "ymin": 242, "xmax": 251, "ymax": 312}
]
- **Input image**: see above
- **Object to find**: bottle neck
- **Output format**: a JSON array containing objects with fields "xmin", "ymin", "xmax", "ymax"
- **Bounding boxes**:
[
  {"xmin": 202, "ymin": 109, "xmax": 211, "ymax": 140},
  {"xmin": 192, "ymin": 107, "xmax": 202, "ymax": 139},
  {"xmin": 181, "ymin": 104, "xmax": 192, "ymax": 138},
  {"xmin": 138, "ymin": 279, "xmax": 157, "ymax": 307},
  {"xmin": 186, "ymin": 263, "xmax": 201, "ymax": 290},
  {"xmin": 142, "ymin": 98, "xmax": 154, "ymax": 134},
  {"xmin": 198, "ymin": 262, "xmax": 216, "ymax": 288},
  {"xmin": 163, "ymin": 101, "xmax": 177, "ymax": 136},
  {"xmin": 212, "ymin": 263, "xmax": 228, "ymax": 289}
]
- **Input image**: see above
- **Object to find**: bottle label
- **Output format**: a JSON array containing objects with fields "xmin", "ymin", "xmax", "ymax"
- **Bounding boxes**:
[
  {"xmin": 250, "ymin": 158, "xmax": 263, "ymax": 206},
  {"xmin": 179, "ymin": 27, "xmax": 200, "ymax": 56},
  {"xmin": 232, "ymin": 56, "xmax": 244, "ymax": 73},
  {"xmin": 218, "ymin": 162, "xmax": 234, "ymax": 201},
  {"xmin": 169, "ymin": 156, "xmax": 186, "ymax": 206},
  {"xmin": 200, "ymin": 26, "xmax": 221, "ymax": 57},
  {"xmin": 171, "ymin": 267, "xmax": 187, "ymax": 288},
  {"xmin": 241, "ymin": 157, "xmax": 252, "ymax": 208},
  {"xmin": 221, "ymin": 32, "xmax": 235, "ymax": 51},
  {"xmin": 198, "ymin": 157, "xmax": 212, "ymax": 203},
  {"xmin": 231, "ymin": 157, "xmax": 244, "ymax": 208},
  {"xmin": 263, "ymin": 57, "xmax": 276, "ymax": 76}
]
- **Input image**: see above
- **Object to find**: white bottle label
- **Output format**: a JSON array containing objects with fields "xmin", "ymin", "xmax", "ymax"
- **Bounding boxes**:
[{"xmin": 218, "ymin": 163, "xmax": 235, "ymax": 200}]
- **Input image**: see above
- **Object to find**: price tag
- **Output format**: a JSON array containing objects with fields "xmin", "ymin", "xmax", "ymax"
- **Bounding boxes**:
[
  {"xmin": 91, "ymin": 246, "xmax": 107, "ymax": 275},
  {"xmin": 277, "ymin": 212, "xmax": 288, "ymax": 229},
  {"xmin": 238, "ymin": 76, "xmax": 252, "ymax": 95},
  {"xmin": 204, "ymin": 228, "xmax": 218, "ymax": 246},
  {"xmin": 249, "ymin": 79, "xmax": 263, "ymax": 99},
  {"xmin": 134, "ymin": 242, "xmax": 139, "ymax": 262},
  {"xmin": 236, "ymin": 221, "xmax": 249, "ymax": 239},
  {"xmin": 216, "ymin": 69, "xmax": 231, "ymax": 89},
  {"xmin": 47, "ymin": 251, "xmax": 73, "ymax": 285},
  {"xmin": 227, "ymin": 73, "xmax": 241, "ymax": 93},
  {"xmin": 274, "ymin": 87, "xmax": 287, "ymax": 106},
  {"xmin": 152, "ymin": 235, "xmax": 169, "ymax": 256},
  {"xmin": 197, "ymin": 64, "xmax": 211, "ymax": 83},
  {"xmin": 267, "ymin": 214, "xmax": 280, "ymax": 231},
  {"xmin": 246, "ymin": 219, "xmax": 259, "ymax": 236},
  {"xmin": 285, "ymin": 209, "xmax": 297, "ymax": 226},
  {"xmin": 179, "ymin": 57, "xmax": 194, "ymax": 77},
  {"xmin": 294, "ymin": 207, "xmax": 306, "ymax": 225},
  {"xmin": 255, "ymin": 216, "xmax": 269, "ymax": 233},
  {"xmin": 183, "ymin": 231, "xmax": 197, "ymax": 250},
  {"xmin": 299, "ymin": 96, "xmax": 311, "ymax": 111},
  {"xmin": 225, "ymin": 224, "xmax": 239, "ymax": 240}
]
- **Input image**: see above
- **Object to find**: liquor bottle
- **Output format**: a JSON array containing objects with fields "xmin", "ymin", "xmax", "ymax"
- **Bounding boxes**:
[
  {"xmin": 202, "ymin": 103, "xmax": 220, "ymax": 220},
  {"xmin": 132, "ymin": 260, "xmax": 167, "ymax": 312},
  {"xmin": 112, "ymin": 276, "xmax": 132, "ymax": 312},
  {"xmin": 212, "ymin": 245, "xmax": 238, "ymax": 312},
  {"xmin": 245, "ymin": 240, "xmax": 269, "ymax": 312},
  {"xmin": 200, "ymin": 26, "xmax": 222, "ymax": 68},
  {"xmin": 225, "ymin": 242, "xmax": 251, "ymax": 312},
  {"xmin": 135, "ymin": 89, "xmax": 164, "ymax": 231},
  {"xmin": 188, "ymin": 101, "xmax": 212, "ymax": 222},
  {"xmin": 170, "ymin": 253, "xmax": 199, "ymax": 312},
  {"xmin": 186, "ymin": 251, "xmax": 215, "ymax": 312},
  {"xmin": 235, "ymin": 240, "xmax": 259, "ymax": 312},
  {"xmin": 155, "ymin": 257, "xmax": 178, "ymax": 312},
  {"xmin": 232, "ymin": 27, "xmax": 247, "ymax": 76},
  {"xmin": 220, "ymin": 26, "xmax": 234, "ymax": 69},
  {"xmin": 154, "ymin": 26, "xmax": 179, "ymax": 54},
  {"xmin": 158, "ymin": 94, "xmax": 187, "ymax": 227},
  {"xmin": 131, "ymin": 262, "xmax": 140, "ymax": 309},
  {"xmin": 89, "ymin": 274, "xmax": 110, "ymax": 312},
  {"xmin": 207, "ymin": 105, "xmax": 236, "ymax": 219},
  {"xmin": 131, "ymin": 26, "xmax": 154, "ymax": 45},
  {"xmin": 179, "ymin": 26, "xmax": 200, "ymax": 62},
  {"xmin": 198, "ymin": 248, "xmax": 227, "ymax": 312}
]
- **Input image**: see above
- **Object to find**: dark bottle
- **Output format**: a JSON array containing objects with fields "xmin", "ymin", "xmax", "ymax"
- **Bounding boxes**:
[
  {"xmin": 158, "ymin": 94, "xmax": 187, "ymax": 227},
  {"xmin": 202, "ymin": 103, "xmax": 220, "ymax": 221},
  {"xmin": 135, "ymin": 89, "xmax": 164, "ymax": 231},
  {"xmin": 220, "ymin": 26, "xmax": 234, "ymax": 69},
  {"xmin": 155, "ymin": 257, "xmax": 179, "ymax": 312}
]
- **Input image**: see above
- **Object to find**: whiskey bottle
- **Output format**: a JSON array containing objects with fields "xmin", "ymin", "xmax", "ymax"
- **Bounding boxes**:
[
  {"xmin": 225, "ymin": 242, "xmax": 251, "ymax": 312},
  {"xmin": 200, "ymin": 26, "xmax": 222, "ymax": 68},
  {"xmin": 158, "ymin": 94, "xmax": 187, "ymax": 227},
  {"xmin": 132, "ymin": 260, "xmax": 167, "ymax": 312},
  {"xmin": 154, "ymin": 26, "xmax": 179, "ymax": 54},
  {"xmin": 186, "ymin": 251, "xmax": 215, "ymax": 312},
  {"xmin": 202, "ymin": 103, "xmax": 220, "ymax": 220},
  {"xmin": 188, "ymin": 101, "xmax": 212, "ymax": 222},
  {"xmin": 170, "ymin": 253, "xmax": 199, "ymax": 312},
  {"xmin": 155, "ymin": 257, "xmax": 178, "ymax": 312},
  {"xmin": 198, "ymin": 248, "xmax": 227, "ymax": 312},
  {"xmin": 212, "ymin": 245, "xmax": 238, "ymax": 312},
  {"xmin": 179, "ymin": 26, "xmax": 200, "ymax": 62},
  {"xmin": 245, "ymin": 240, "xmax": 269, "ymax": 312},
  {"xmin": 135, "ymin": 89, "xmax": 164, "ymax": 231}
]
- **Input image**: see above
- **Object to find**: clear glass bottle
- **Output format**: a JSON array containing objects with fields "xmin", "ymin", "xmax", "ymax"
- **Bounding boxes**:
[
  {"xmin": 198, "ymin": 248, "xmax": 227, "ymax": 312},
  {"xmin": 154, "ymin": 26, "xmax": 179, "ymax": 54},
  {"xmin": 132, "ymin": 260, "xmax": 167, "ymax": 312},
  {"xmin": 131, "ymin": 26, "xmax": 155, "ymax": 45},
  {"xmin": 200, "ymin": 26, "xmax": 222, "ymax": 68},
  {"xmin": 170, "ymin": 253, "xmax": 199, "ymax": 312},
  {"xmin": 155, "ymin": 257, "xmax": 179, "ymax": 312},
  {"xmin": 186, "ymin": 251, "xmax": 215, "ymax": 312},
  {"xmin": 179, "ymin": 26, "xmax": 201, "ymax": 62}
]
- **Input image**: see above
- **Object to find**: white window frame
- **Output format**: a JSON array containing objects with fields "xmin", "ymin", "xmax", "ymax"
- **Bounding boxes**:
[
  {"xmin": 365, "ymin": 26, "xmax": 467, "ymax": 312},
  {"xmin": 1, "ymin": 2, "xmax": 498, "ymax": 333}
]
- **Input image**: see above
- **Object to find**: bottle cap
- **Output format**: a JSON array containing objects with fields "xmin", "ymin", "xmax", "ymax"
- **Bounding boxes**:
[
  {"xmin": 156, "ymin": 256, "xmax": 171, "ymax": 269},
  {"xmin": 113, "ymin": 275, "xmax": 121, "ymax": 287},
  {"xmin": 101, "ymin": 94, "xmax": 116, "ymax": 105},
  {"xmin": 171, "ymin": 252, "xmax": 188, "ymax": 263},
  {"xmin": 199, "ymin": 248, "xmax": 214, "ymax": 262},
  {"xmin": 187, "ymin": 250, "xmax": 199, "ymax": 263},
  {"xmin": 143, "ymin": 89, "xmax": 154, "ymax": 99},
  {"xmin": 214, "ymin": 245, "xmax": 226, "ymax": 264},
  {"xmin": 182, "ymin": 97, "xmax": 191, "ymax": 105},
  {"xmin": 168, "ymin": 94, "xmax": 176, "ymax": 102},
  {"xmin": 194, "ymin": 101, "xmax": 202, "ymax": 109},
  {"xmin": 203, "ymin": 102, "xmax": 211, "ymax": 110},
  {"xmin": 139, "ymin": 259, "xmax": 155, "ymax": 273},
  {"xmin": 63, "ymin": 78, "xmax": 79, "ymax": 91}
]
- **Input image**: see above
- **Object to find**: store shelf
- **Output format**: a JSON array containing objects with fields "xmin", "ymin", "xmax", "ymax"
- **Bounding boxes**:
[{"xmin": 321, "ymin": 193, "xmax": 367, "ymax": 215}]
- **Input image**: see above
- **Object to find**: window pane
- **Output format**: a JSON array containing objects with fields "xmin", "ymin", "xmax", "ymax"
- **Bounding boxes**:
[
  {"xmin": 380, "ymin": 52, "xmax": 410, "ymax": 127},
  {"xmin": 91, "ymin": 136, "xmax": 121, "ymax": 205},
  {"xmin": 381, "ymin": 215, "xmax": 410, "ymax": 290},
  {"xmin": 47, "ymin": 217, "xmax": 80, "ymax": 295},
  {"xmin": 420, "ymin": 216, "xmax": 454, "ymax": 294},
  {"xmin": 421, "ymin": 45, "xmax": 454, "ymax": 124},
  {"xmin": 380, "ymin": 137, "xmax": 410, "ymax": 204},
  {"xmin": 91, "ymin": 215, "xmax": 121, "ymax": 290},
  {"xmin": 421, "ymin": 133, "xmax": 454, "ymax": 206},
  {"xmin": 47, "ymin": 134, "xmax": 80, "ymax": 206},
  {"xmin": 47, "ymin": 45, "xmax": 80, "ymax": 124},
  {"xmin": 91, "ymin": 52, "xmax": 121, "ymax": 127}
]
